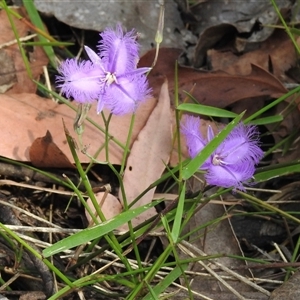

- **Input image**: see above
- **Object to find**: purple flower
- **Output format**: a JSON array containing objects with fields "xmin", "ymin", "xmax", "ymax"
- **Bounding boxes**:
[
  {"xmin": 56, "ymin": 24, "xmax": 151, "ymax": 115},
  {"xmin": 181, "ymin": 116, "xmax": 264, "ymax": 190}
]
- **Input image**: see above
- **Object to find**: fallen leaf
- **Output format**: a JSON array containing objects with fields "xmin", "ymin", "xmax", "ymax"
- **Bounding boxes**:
[
  {"xmin": 0, "ymin": 93, "xmax": 156, "ymax": 165},
  {"xmin": 208, "ymin": 29, "xmax": 299, "ymax": 82},
  {"xmin": 269, "ymin": 271, "xmax": 300, "ymax": 300},
  {"xmin": 85, "ymin": 192, "xmax": 127, "ymax": 230},
  {"xmin": 29, "ymin": 130, "xmax": 74, "ymax": 168},
  {"xmin": 139, "ymin": 48, "xmax": 288, "ymax": 107},
  {"xmin": 119, "ymin": 80, "xmax": 172, "ymax": 227}
]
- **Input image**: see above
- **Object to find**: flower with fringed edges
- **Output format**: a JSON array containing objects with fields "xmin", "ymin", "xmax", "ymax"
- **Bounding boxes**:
[
  {"xmin": 56, "ymin": 24, "xmax": 151, "ymax": 115},
  {"xmin": 181, "ymin": 115, "xmax": 264, "ymax": 191}
]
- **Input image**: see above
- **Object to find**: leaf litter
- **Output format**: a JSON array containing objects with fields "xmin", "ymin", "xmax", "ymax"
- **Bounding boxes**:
[{"xmin": 1, "ymin": 1, "xmax": 300, "ymax": 299}]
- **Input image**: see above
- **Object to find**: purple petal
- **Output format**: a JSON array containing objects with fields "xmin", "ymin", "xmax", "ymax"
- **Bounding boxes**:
[
  {"xmin": 84, "ymin": 45, "xmax": 103, "ymax": 66},
  {"xmin": 207, "ymin": 125, "xmax": 215, "ymax": 142},
  {"xmin": 98, "ymin": 24, "xmax": 139, "ymax": 75},
  {"xmin": 99, "ymin": 74, "xmax": 151, "ymax": 115},
  {"xmin": 56, "ymin": 59, "xmax": 103, "ymax": 103},
  {"xmin": 218, "ymin": 123, "xmax": 264, "ymax": 165},
  {"xmin": 180, "ymin": 116, "xmax": 206, "ymax": 158},
  {"xmin": 205, "ymin": 161, "xmax": 256, "ymax": 191}
]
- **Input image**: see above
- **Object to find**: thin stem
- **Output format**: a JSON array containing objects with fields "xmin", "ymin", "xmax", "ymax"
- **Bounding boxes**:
[{"xmin": 120, "ymin": 113, "xmax": 136, "ymax": 175}]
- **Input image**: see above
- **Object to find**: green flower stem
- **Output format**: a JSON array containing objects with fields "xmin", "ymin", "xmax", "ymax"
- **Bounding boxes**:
[
  {"xmin": 35, "ymin": 82, "xmax": 126, "ymax": 151},
  {"xmin": 120, "ymin": 113, "xmax": 136, "ymax": 175},
  {"xmin": 101, "ymin": 112, "xmax": 113, "ymax": 162}
]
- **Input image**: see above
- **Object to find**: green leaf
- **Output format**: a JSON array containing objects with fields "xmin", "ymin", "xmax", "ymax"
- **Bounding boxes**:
[
  {"xmin": 254, "ymin": 161, "xmax": 300, "ymax": 182},
  {"xmin": 43, "ymin": 200, "xmax": 162, "ymax": 257},
  {"xmin": 250, "ymin": 115, "xmax": 283, "ymax": 125},
  {"xmin": 23, "ymin": 0, "xmax": 57, "ymax": 67},
  {"xmin": 171, "ymin": 183, "xmax": 185, "ymax": 242},
  {"xmin": 142, "ymin": 263, "xmax": 189, "ymax": 300},
  {"xmin": 182, "ymin": 112, "xmax": 245, "ymax": 180},
  {"xmin": 177, "ymin": 103, "xmax": 238, "ymax": 118}
]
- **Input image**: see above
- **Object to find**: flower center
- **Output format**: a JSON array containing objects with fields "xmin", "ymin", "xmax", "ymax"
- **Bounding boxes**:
[
  {"xmin": 212, "ymin": 154, "xmax": 226, "ymax": 166},
  {"xmin": 102, "ymin": 71, "xmax": 118, "ymax": 86}
]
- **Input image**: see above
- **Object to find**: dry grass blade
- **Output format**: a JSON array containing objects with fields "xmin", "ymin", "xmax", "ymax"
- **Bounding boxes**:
[{"xmin": 179, "ymin": 240, "xmax": 271, "ymax": 297}]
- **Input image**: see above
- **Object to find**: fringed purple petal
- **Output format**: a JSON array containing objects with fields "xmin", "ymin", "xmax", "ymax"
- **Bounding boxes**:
[
  {"xmin": 100, "ymin": 74, "xmax": 151, "ymax": 115},
  {"xmin": 56, "ymin": 59, "xmax": 103, "ymax": 103},
  {"xmin": 220, "ymin": 123, "xmax": 264, "ymax": 165},
  {"xmin": 180, "ymin": 116, "xmax": 206, "ymax": 158},
  {"xmin": 181, "ymin": 116, "xmax": 264, "ymax": 191},
  {"xmin": 98, "ymin": 24, "xmax": 139, "ymax": 75},
  {"xmin": 205, "ymin": 161, "xmax": 256, "ymax": 191}
]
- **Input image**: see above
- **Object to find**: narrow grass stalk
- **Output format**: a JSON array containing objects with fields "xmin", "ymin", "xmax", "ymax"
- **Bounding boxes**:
[
  {"xmin": 62, "ymin": 123, "xmax": 134, "ymax": 274},
  {"xmin": 0, "ymin": 222, "xmax": 73, "ymax": 286},
  {"xmin": 23, "ymin": 0, "xmax": 57, "ymax": 67},
  {"xmin": 126, "ymin": 243, "xmax": 173, "ymax": 299},
  {"xmin": 244, "ymin": 85, "xmax": 300, "ymax": 123},
  {"xmin": 35, "ymin": 81, "xmax": 126, "ymax": 151},
  {"xmin": 270, "ymin": 0, "xmax": 300, "ymax": 55},
  {"xmin": 238, "ymin": 191, "xmax": 300, "ymax": 224},
  {"xmin": 120, "ymin": 113, "xmax": 136, "ymax": 175},
  {"xmin": 1, "ymin": 0, "xmax": 32, "ymax": 77}
]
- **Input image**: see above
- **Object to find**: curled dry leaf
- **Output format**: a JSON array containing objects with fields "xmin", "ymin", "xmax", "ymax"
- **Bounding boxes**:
[
  {"xmin": 208, "ymin": 30, "xmax": 300, "ymax": 81},
  {"xmin": 119, "ymin": 80, "xmax": 172, "ymax": 227},
  {"xmin": 139, "ymin": 48, "xmax": 288, "ymax": 106},
  {"xmin": 29, "ymin": 130, "xmax": 75, "ymax": 168}
]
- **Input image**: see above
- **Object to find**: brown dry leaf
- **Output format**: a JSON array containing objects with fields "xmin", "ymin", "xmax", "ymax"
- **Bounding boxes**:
[
  {"xmin": 0, "ymin": 93, "xmax": 156, "ymax": 165},
  {"xmin": 85, "ymin": 192, "xmax": 127, "ymax": 231},
  {"xmin": 208, "ymin": 29, "xmax": 299, "ymax": 81},
  {"xmin": 269, "ymin": 271, "xmax": 300, "ymax": 300},
  {"xmin": 139, "ymin": 48, "xmax": 287, "ymax": 107},
  {"xmin": 119, "ymin": 80, "xmax": 172, "ymax": 227},
  {"xmin": 29, "ymin": 130, "xmax": 74, "ymax": 168},
  {"xmin": 0, "ymin": 8, "xmax": 48, "ymax": 94}
]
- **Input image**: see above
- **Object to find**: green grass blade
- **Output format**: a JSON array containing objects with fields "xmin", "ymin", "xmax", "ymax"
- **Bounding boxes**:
[
  {"xmin": 249, "ymin": 115, "xmax": 283, "ymax": 125},
  {"xmin": 171, "ymin": 182, "xmax": 186, "ymax": 242},
  {"xmin": 43, "ymin": 200, "xmax": 162, "ymax": 257},
  {"xmin": 142, "ymin": 263, "xmax": 189, "ymax": 300},
  {"xmin": 23, "ymin": 0, "xmax": 57, "ymax": 67},
  {"xmin": 244, "ymin": 85, "xmax": 300, "ymax": 123},
  {"xmin": 254, "ymin": 161, "xmax": 300, "ymax": 182},
  {"xmin": 177, "ymin": 103, "xmax": 238, "ymax": 118}
]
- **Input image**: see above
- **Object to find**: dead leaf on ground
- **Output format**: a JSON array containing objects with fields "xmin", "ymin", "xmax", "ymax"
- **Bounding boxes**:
[
  {"xmin": 29, "ymin": 130, "xmax": 75, "ymax": 168},
  {"xmin": 139, "ymin": 48, "xmax": 288, "ymax": 107},
  {"xmin": 0, "ymin": 8, "xmax": 48, "ymax": 94},
  {"xmin": 0, "ymin": 93, "xmax": 157, "ymax": 165},
  {"xmin": 85, "ymin": 192, "xmax": 127, "ymax": 231},
  {"xmin": 269, "ymin": 271, "xmax": 300, "ymax": 300},
  {"xmin": 208, "ymin": 29, "xmax": 299, "ymax": 82},
  {"xmin": 119, "ymin": 80, "xmax": 172, "ymax": 227}
]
